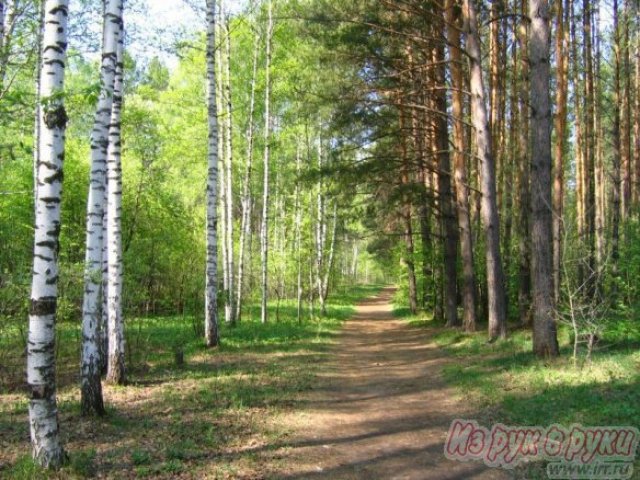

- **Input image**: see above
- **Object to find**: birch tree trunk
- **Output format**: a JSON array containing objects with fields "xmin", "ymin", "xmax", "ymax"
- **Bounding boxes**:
[
  {"xmin": 32, "ymin": 0, "xmax": 45, "ymax": 206},
  {"xmin": 205, "ymin": 0, "xmax": 219, "ymax": 347},
  {"xmin": 27, "ymin": 0, "xmax": 69, "ymax": 468},
  {"xmin": 320, "ymin": 202, "xmax": 338, "ymax": 310},
  {"xmin": 105, "ymin": 28, "xmax": 126, "ymax": 385},
  {"xmin": 295, "ymin": 145, "xmax": 303, "ymax": 323},
  {"xmin": 216, "ymin": 4, "xmax": 228, "ymax": 324},
  {"xmin": 260, "ymin": 0, "xmax": 273, "ymax": 324},
  {"xmin": 529, "ymin": 0, "xmax": 559, "ymax": 357},
  {"xmin": 315, "ymin": 137, "xmax": 329, "ymax": 316},
  {"xmin": 223, "ymin": 13, "xmax": 235, "ymax": 324},
  {"xmin": 463, "ymin": 0, "xmax": 507, "ymax": 340},
  {"xmin": 631, "ymin": 2, "xmax": 640, "ymax": 208},
  {"xmin": 446, "ymin": 0, "xmax": 477, "ymax": 331},
  {"xmin": 81, "ymin": 0, "xmax": 122, "ymax": 414},
  {"xmin": 235, "ymin": 25, "xmax": 259, "ymax": 322},
  {"xmin": 0, "ymin": 2, "xmax": 4, "ymax": 57}
]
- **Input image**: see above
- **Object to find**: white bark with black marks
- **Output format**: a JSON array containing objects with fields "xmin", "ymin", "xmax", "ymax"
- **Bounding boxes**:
[
  {"xmin": 223, "ymin": 12, "xmax": 235, "ymax": 324},
  {"xmin": 105, "ymin": 28, "xmax": 125, "ymax": 384},
  {"xmin": 235, "ymin": 26, "xmax": 259, "ymax": 322},
  {"xmin": 205, "ymin": 0, "xmax": 220, "ymax": 346},
  {"xmin": 81, "ymin": 0, "xmax": 122, "ymax": 413},
  {"xmin": 27, "ymin": 0, "xmax": 69, "ymax": 468},
  {"xmin": 294, "ymin": 145, "xmax": 303, "ymax": 323},
  {"xmin": 260, "ymin": 0, "xmax": 273, "ymax": 324}
]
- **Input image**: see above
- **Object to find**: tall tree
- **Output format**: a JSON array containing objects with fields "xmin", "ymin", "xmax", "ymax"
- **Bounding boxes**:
[
  {"xmin": 529, "ymin": 0, "xmax": 559, "ymax": 357},
  {"xmin": 223, "ymin": 11, "xmax": 235, "ymax": 324},
  {"xmin": 463, "ymin": 0, "xmax": 507, "ymax": 339},
  {"xmin": 80, "ymin": 0, "xmax": 123, "ymax": 414},
  {"xmin": 27, "ymin": 0, "xmax": 69, "ymax": 468},
  {"xmin": 205, "ymin": 0, "xmax": 220, "ymax": 347},
  {"xmin": 552, "ymin": 0, "xmax": 568, "ymax": 303},
  {"xmin": 634, "ymin": 2, "xmax": 640, "ymax": 209},
  {"xmin": 260, "ymin": 0, "xmax": 273, "ymax": 324},
  {"xmin": 517, "ymin": 0, "xmax": 532, "ymax": 326},
  {"xmin": 235, "ymin": 22, "xmax": 260, "ymax": 322},
  {"xmin": 612, "ymin": 0, "xmax": 623, "ymax": 282},
  {"xmin": 434, "ymin": 37, "xmax": 459, "ymax": 328},
  {"xmin": 446, "ymin": 0, "xmax": 477, "ymax": 331},
  {"xmin": 105, "ymin": 22, "xmax": 126, "ymax": 385}
]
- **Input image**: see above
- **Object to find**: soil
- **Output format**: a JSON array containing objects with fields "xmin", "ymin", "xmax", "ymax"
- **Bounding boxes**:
[{"xmin": 270, "ymin": 287, "xmax": 511, "ymax": 480}]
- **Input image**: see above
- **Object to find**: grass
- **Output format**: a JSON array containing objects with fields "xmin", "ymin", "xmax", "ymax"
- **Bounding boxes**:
[
  {"xmin": 0, "ymin": 284, "xmax": 382, "ymax": 479},
  {"xmin": 399, "ymin": 306, "xmax": 640, "ymax": 479}
]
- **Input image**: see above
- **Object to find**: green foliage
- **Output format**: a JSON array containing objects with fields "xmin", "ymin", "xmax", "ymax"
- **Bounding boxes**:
[{"xmin": 430, "ymin": 323, "xmax": 640, "ymax": 427}]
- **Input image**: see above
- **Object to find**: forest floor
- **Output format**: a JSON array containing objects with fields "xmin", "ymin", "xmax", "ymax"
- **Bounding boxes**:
[
  {"xmin": 2, "ymin": 286, "xmax": 638, "ymax": 479},
  {"xmin": 265, "ymin": 287, "xmax": 508, "ymax": 480}
]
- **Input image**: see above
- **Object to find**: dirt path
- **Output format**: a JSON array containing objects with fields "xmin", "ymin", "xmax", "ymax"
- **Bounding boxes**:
[{"xmin": 271, "ymin": 287, "xmax": 510, "ymax": 480}]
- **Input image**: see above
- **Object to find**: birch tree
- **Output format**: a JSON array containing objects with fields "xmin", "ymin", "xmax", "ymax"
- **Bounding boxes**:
[
  {"xmin": 529, "ymin": 0, "xmax": 559, "ymax": 357},
  {"xmin": 260, "ymin": 0, "xmax": 273, "ymax": 324},
  {"xmin": 0, "ymin": 2, "xmax": 4, "ymax": 56},
  {"xmin": 105, "ymin": 25, "xmax": 125, "ymax": 384},
  {"xmin": 80, "ymin": 0, "xmax": 122, "ymax": 414},
  {"xmin": 27, "ymin": 0, "xmax": 68, "ymax": 468},
  {"xmin": 205, "ymin": 0, "xmax": 219, "ymax": 347},
  {"xmin": 223, "ymin": 12, "xmax": 235, "ymax": 324},
  {"xmin": 235, "ymin": 25, "xmax": 259, "ymax": 322}
]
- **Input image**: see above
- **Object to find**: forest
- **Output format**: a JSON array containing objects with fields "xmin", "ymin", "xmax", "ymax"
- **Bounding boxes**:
[{"xmin": 0, "ymin": 0, "xmax": 639, "ymax": 478}]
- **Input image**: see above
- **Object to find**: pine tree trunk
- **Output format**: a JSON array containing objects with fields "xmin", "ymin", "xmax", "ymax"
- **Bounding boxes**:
[
  {"xmin": 446, "ymin": 0, "xmax": 477, "ymax": 331},
  {"xmin": 399, "ymin": 106, "xmax": 418, "ymax": 315},
  {"xmin": 571, "ymin": 0, "xmax": 586, "ymax": 288},
  {"xmin": 27, "ymin": 0, "xmax": 69, "ymax": 468},
  {"xmin": 621, "ymin": 0, "xmax": 631, "ymax": 219},
  {"xmin": 583, "ymin": 0, "xmax": 597, "ymax": 294},
  {"xmin": 463, "ymin": 0, "xmax": 507, "ymax": 340},
  {"xmin": 517, "ymin": 0, "xmax": 532, "ymax": 326},
  {"xmin": 434, "ymin": 42, "xmax": 459, "ymax": 328},
  {"xmin": 260, "ymin": 0, "xmax": 273, "ymax": 324},
  {"xmin": 235, "ymin": 27, "xmax": 259, "ymax": 323},
  {"xmin": 594, "ymin": 4, "xmax": 605, "ymax": 295},
  {"xmin": 529, "ymin": 0, "xmax": 559, "ymax": 358},
  {"xmin": 553, "ymin": 0, "xmax": 568, "ymax": 303},
  {"xmin": 105, "ymin": 29, "xmax": 125, "ymax": 385},
  {"xmin": 612, "ymin": 0, "xmax": 622, "ymax": 284},
  {"xmin": 205, "ymin": 0, "xmax": 220, "ymax": 347},
  {"xmin": 81, "ymin": 0, "xmax": 123, "ymax": 415}
]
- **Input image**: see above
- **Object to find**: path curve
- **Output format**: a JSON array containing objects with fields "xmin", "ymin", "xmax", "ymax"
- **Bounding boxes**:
[{"xmin": 272, "ymin": 287, "xmax": 510, "ymax": 480}]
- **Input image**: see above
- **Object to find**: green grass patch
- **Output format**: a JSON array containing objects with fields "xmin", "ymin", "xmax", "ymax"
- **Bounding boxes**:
[
  {"xmin": 429, "ymin": 323, "xmax": 640, "ymax": 427},
  {"xmin": 0, "ymin": 284, "xmax": 381, "ymax": 479},
  {"xmin": 407, "ymin": 315, "xmax": 640, "ymax": 478}
]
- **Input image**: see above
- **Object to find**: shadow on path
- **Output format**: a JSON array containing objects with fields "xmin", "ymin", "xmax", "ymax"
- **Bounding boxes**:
[{"xmin": 267, "ymin": 287, "xmax": 511, "ymax": 480}]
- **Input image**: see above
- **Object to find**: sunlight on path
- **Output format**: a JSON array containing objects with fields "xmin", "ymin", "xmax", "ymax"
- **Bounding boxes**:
[{"xmin": 269, "ymin": 287, "xmax": 510, "ymax": 479}]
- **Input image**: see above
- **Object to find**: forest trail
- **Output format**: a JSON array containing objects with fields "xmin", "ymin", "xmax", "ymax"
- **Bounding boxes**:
[{"xmin": 270, "ymin": 287, "xmax": 509, "ymax": 480}]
